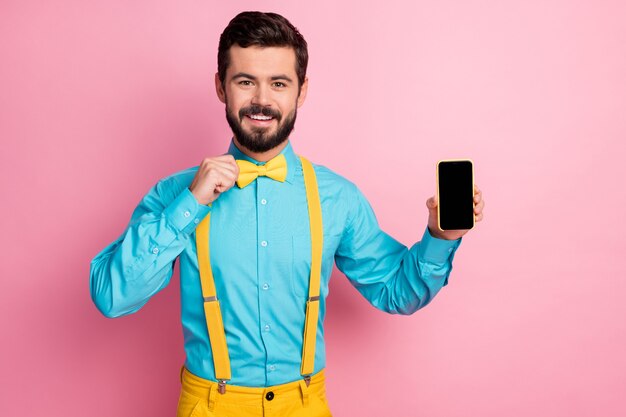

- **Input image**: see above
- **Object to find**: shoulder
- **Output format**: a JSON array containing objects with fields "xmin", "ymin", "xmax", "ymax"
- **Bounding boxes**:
[
  {"xmin": 304, "ymin": 159, "xmax": 359, "ymax": 197},
  {"xmin": 301, "ymin": 159, "xmax": 366, "ymax": 223},
  {"xmin": 302, "ymin": 159, "xmax": 373, "ymax": 234},
  {"xmin": 142, "ymin": 166, "xmax": 199, "ymax": 206},
  {"xmin": 159, "ymin": 166, "xmax": 199, "ymax": 189}
]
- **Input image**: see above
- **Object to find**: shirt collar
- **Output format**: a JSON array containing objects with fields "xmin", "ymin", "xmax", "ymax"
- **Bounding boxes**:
[{"xmin": 227, "ymin": 139, "xmax": 298, "ymax": 184}]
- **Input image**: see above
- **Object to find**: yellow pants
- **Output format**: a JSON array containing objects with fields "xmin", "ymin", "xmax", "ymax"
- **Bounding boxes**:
[{"xmin": 177, "ymin": 367, "xmax": 333, "ymax": 417}]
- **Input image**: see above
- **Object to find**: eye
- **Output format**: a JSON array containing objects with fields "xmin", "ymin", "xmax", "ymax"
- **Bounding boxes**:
[
  {"xmin": 273, "ymin": 82, "xmax": 286, "ymax": 88},
  {"xmin": 238, "ymin": 80, "xmax": 254, "ymax": 86}
]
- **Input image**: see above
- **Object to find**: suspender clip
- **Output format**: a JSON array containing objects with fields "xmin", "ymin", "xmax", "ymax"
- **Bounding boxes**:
[
  {"xmin": 218, "ymin": 379, "xmax": 228, "ymax": 394},
  {"xmin": 308, "ymin": 296, "xmax": 320, "ymax": 302}
]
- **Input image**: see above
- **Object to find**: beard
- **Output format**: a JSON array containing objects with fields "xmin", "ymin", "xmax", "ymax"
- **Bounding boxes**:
[{"xmin": 225, "ymin": 101, "xmax": 297, "ymax": 153}]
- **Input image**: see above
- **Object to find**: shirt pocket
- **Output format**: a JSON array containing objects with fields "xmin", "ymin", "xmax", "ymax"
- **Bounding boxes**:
[{"xmin": 291, "ymin": 233, "xmax": 342, "ymax": 299}]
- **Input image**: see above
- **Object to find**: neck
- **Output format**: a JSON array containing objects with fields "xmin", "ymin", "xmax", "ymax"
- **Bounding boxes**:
[{"xmin": 233, "ymin": 138, "xmax": 289, "ymax": 162}]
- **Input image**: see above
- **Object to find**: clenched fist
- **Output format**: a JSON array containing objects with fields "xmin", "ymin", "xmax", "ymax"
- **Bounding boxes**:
[{"xmin": 189, "ymin": 155, "xmax": 239, "ymax": 205}]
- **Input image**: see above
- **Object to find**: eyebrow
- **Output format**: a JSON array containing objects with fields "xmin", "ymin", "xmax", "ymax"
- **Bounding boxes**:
[
  {"xmin": 232, "ymin": 72, "xmax": 256, "ymax": 81},
  {"xmin": 231, "ymin": 72, "xmax": 294, "ymax": 83},
  {"xmin": 270, "ymin": 74, "xmax": 294, "ymax": 83}
]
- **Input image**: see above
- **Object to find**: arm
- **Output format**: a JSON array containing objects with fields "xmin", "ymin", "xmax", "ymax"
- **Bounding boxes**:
[
  {"xmin": 334, "ymin": 185, "xmax": 461, "ymax": 315},
  {"xmin": 90, "ymin": 155, "xmax": 239, "ymax": 318},
  {"xmin": 89, "ymin": 178, "xmax": 210, "ymax": 318}
]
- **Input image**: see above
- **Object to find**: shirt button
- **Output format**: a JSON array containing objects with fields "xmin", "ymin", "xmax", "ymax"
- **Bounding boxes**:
[
  {"xmin": 265, "ymin": 391, "xmax": 274, "ymax": 401},
  {"xmin": 261, "ymin": 241, "xmax": 268, "ymax": 247},
  {"xmin": 262, "ymin": 283, "xmax": 270, "ymax": 290},
  {"xmin": 152, "ymin": 248, "xmax": 159, "ymax": 254},
  {"xmin": 183, "ymin": 211, "xmax": 190, "ymax": 218},
  {"xmin": 264, "ymin": 324, "xmax": 271, "ymax": 332},
  {"xmin": 448, "ymin": 248, "xmax": 453, "ymax": 253},
  {"xmin": 194, "ymin": 219, "xmax": 200, "ymax": 224},
  {"xmin": 261, "ymin": 198, "xmax": 267, "ymax": 205},
  {"xmin": 269, "ymin": 365, "xmax": 276, "ymax": 371}
]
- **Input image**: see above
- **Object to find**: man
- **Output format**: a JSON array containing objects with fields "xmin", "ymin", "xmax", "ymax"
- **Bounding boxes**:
[{"xmin": 90, "ymin": 11, "xmax": 484, "ymax": 417}]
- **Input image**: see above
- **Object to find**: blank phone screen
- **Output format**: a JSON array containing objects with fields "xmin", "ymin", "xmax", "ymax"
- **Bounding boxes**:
[{"xmin": 438, "ymin": 160, "xmax": 474, "ymax": 230}]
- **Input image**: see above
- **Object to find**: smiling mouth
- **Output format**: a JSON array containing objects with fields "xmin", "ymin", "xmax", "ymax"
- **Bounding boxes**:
[{"xmin": 246, "ymin": 114, "xmax": 274, "ymax": 121}]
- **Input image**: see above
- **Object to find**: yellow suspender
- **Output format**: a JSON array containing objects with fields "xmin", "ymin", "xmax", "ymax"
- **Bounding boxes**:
[
  {"xmin": 299, "ymin": 157, "xmax": 322, "ymax": 378},
  {"xmin": 195, "ymin": 156, "xmax": 323, "ymax": 390},
  {"xmin": 195, "ymin": 213, "xmax": 232, "ymax": 390}
]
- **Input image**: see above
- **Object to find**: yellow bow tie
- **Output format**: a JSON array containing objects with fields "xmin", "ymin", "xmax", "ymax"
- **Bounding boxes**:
[{"xmin": 236, "ymin": 154, "xmax": 288, "ymax": 188}]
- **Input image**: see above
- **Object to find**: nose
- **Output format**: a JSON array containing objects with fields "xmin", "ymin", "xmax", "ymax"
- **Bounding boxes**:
[{"xmin": 251, "ymin": 84, "xmax": 271, "ymax": 106}]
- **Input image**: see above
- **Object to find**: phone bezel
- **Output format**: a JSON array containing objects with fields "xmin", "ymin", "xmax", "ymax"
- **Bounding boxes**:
[{"xmin": 436, "ymin": 159, "xmax": 475, "ymax": 231}]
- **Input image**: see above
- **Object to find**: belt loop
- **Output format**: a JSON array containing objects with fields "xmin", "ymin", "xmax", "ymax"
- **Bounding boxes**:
[
  {"xmin": 208, "ymin": 383, "xmax": 218, "ymax": 411},
  {"xmin": 299, "ymin": 379, "xmax": 310, "ymax": 408}
]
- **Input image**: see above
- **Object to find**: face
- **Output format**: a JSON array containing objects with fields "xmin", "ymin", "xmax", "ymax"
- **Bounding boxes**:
[{"xmin": 216, "ymin": 45, "xmax": 308, "ymax": 153}]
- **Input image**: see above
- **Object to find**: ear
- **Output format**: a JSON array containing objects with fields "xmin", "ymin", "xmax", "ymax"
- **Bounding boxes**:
[
  {"xmin": 215, "ymin": 72, "xmax": 226, "ymax": 103},
  {"xmin": 296, "ymin": 76, "xmax": 308, "ymax": 108}
]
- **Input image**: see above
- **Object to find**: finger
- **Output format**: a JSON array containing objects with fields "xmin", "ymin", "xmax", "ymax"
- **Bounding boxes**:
[
  {"xmin": 209, "ymin": 157, "xmax": 237, "ymax": 168},
  {"xmin": 426, "ymin": 196, "xmax": 438, "ymax": 210},
  {"xmin": 221, "ymin": 154, "xmax": 240, "ymax": 169},
  {"xmin": 214, "ymin": 174, "xmax": 237, "ymax": 190},
  {"xmin": 475, "ymin": 212, "xmax": 483, "ymax": 222},
  {"xmin": 209, "ymin": 159, "xmax": 239, "ymax": 176},
  {"xmin": 213, "ymin": 170, "xmax": 238, "ymax": 188},
  {"xmin": 218, "ymin": 164, "xmax": 239, "ymax": 179},
  {"xmin": 474, "ymin": 199, "xmax": 485, "ymax": 214},
  {"xmin": 197, "ymin": 166, "xmax": 236, "ymax": 187},
  {"xmin": 216, "ymin": 154, "xmax": 237, "ymax": 162},
  {"xmin": 219, "ymin": 154, "xmax": 240, "ymax": 171},
  {"xmin": 201, "ymin": 155, "xmax": 238, "ymax": 172}
]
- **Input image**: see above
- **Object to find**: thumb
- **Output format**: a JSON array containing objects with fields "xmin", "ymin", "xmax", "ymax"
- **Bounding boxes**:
[{"xmin": 426, "ymin": 195, "xmax": 438, "ymax": 210}]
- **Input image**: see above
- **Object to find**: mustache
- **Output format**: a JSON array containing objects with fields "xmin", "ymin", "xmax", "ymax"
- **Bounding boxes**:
[{"xmin": 239, "ymin": 105, "xmax": 281, "ymax": 120}]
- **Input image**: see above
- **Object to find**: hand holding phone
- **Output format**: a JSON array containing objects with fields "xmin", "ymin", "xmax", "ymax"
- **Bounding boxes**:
[{"xmin": 427, "ymin": 160, "xmax": 484, "ymax": 240}]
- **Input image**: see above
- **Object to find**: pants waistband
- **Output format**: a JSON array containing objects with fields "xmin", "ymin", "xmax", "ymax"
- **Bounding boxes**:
[{"xmin": 180, "ymin": 367, "xmax": 326, "ymax": 407}]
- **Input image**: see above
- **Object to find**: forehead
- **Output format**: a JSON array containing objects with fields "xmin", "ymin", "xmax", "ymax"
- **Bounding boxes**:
[{"xmin": 226, "ymin": 45, "xmax": 297, "ymax": 79}]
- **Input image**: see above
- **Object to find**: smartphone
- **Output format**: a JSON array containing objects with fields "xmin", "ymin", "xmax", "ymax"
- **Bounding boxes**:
[{"xmin": 437, "ymin": 159, "xmax": 475, "ymax": 231}]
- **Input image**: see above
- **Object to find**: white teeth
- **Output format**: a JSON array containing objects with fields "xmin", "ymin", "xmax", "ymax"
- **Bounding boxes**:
[{"xmin": 249, "ymin": 114, "xmax": 272, "ymax": 120}]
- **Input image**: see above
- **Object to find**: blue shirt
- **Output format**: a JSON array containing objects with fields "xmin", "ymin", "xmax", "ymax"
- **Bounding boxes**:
[{"xmin": 90, "ymin": 140, "xmax": 461, "ymax": 387}]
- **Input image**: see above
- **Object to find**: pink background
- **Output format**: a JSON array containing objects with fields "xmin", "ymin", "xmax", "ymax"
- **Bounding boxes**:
[{"xmin": 1, "ymin": 0, "xmax": 625, "ymax": 416}]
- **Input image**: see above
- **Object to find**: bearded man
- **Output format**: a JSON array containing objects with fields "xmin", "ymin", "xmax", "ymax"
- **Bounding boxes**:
[{"xmin": 90, "ymin": 11, "xmax": 485, "ymax": 417}]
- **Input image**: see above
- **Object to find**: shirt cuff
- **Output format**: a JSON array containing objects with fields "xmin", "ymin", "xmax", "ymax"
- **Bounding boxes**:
[
  {"xmin": 163, "ymin": 188, "xmax": 212, "ymax": 235},
  {"xmin": 417, "ymin": 227, "xmax": 461, "ymax": 263}
]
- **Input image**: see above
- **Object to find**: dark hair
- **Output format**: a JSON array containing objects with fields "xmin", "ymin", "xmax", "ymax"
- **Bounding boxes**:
[{"xmin": 218, "ymin": 11, "xmax": 308, "ymax": 88}]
